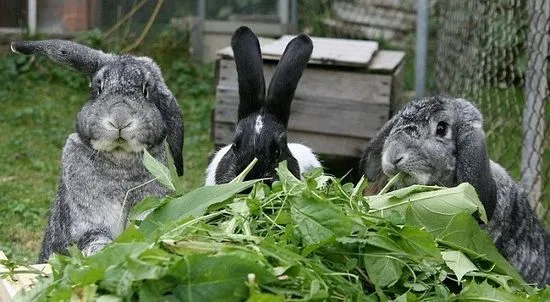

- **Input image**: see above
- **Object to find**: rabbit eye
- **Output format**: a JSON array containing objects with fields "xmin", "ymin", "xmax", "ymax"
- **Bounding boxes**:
[
  {"xmin": 142, "ymin": 85, "xmax": 149, "ymax": 99},
  {"xmin": 436, "ymin": 121, "xmax": 449, "ymax": 137},
  {"xmin": 95, "ymin": 80, "xmax": 102, "ymax": 96},
  {"xmin": 275, "ymin": 148, "xmax": 281, "ymax": 158}
]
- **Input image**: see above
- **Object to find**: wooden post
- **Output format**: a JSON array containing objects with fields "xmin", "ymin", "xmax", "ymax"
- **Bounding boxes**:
[
  {"xmin": 522, "ymin": 0, "xmax": 549, "ymax": 211},
  {"xmin": 191, "ymin": 0, "xmax": 205, "ymax": 62}
]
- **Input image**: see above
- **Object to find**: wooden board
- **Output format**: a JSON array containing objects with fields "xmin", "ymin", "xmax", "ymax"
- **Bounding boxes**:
[
  {"xmin": 333, "ymin": 2, "xmax": 415, "ymax": 32},
  {"xmin": 217, "ymin": 59, "xmax": 393, "ymax": 105},
  {"xmin": 214, "ymin": 122, "xmax": 369, "ymax": 157},
  {"xmin": 0, "ymin": 251, "xmax": 51, "ymax": 302},
  {"xmin": 216, "ymin": 36, "xmax": 277, "ymax": 59},
  {"xmin": 261, "ymin": 35, "xmax": 378, "ymax": 67},
  {"xmin": 218, "ymin": 44, "xmax": 405, "ymax": 74},
  {"xmin": 368, "ymin": 50, "xmax": 406, "ymax": 73},
  {"xmin": 217, "ymin": 35, "xmax": 380, "ymax": 67},
  {"xmin": 215, "ymin": 88, "xmax": 389, "ymax": 139}
]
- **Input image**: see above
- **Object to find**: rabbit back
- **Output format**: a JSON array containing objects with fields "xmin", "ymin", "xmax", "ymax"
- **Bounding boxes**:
[{"xmin": 488, "ymin": 162, "xmax": 550, "ymax": 285}]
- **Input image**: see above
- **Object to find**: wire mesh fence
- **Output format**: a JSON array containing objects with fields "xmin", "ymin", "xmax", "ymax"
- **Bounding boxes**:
[
  {"xmin": 433, "ymin": 0, "xmax": 550, "ymax": 225},
  {"xmin": 297, "ymin": 0, "xmax": 550, "ymax": 226}
]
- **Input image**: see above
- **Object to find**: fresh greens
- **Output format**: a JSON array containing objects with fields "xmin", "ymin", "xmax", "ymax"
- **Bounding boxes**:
[{"xmin": 14, "ymin": 161, "xmax": 549, "ymax": 301}]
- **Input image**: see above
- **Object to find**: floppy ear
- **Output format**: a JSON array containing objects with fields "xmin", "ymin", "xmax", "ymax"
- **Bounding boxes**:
[
  {"xmin": 155, "ymin": 91, "xmax": 184, "ymax": 176},
  {"xmin": 455, "ymin": 124, "xmax": 497, "ymax": 220},
  {"xmin": 266, "ymin": 34, "xmax": 313, "ymax": 127},
  {"xmin": 10, "ymin": 39, "xmax": 111, "ymax": 75},
  {"xmin": 231, "ymin": 26, "xmax": 266, "ymax": 121},
  {"xmin": 359, "ymin": 114, "xmax": 399, "ymax": 181},
  {"xmin": 140, "ymin": 58, "xmax": 185, "ymax": 176}
]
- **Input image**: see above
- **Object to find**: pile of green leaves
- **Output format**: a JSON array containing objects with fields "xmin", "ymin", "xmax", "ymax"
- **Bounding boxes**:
[{"xmin": 15, "ymin": 155, "xmax": 550, "ymax": 301}]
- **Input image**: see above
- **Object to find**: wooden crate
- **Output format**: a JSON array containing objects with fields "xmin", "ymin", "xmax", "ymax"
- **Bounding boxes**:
[{"xmin": 213, "ymin": 36, "xmax": 405, "ymax": 158}]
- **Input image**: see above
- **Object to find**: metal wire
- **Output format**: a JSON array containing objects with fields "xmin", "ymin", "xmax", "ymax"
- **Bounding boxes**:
[{"xmin": 433, "ymin": 0, "xmax": 549, "ymax": 225}]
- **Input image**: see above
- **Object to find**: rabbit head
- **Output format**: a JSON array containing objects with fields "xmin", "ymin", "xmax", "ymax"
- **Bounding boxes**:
[
  {"xmin": 360, "ymin": 96, "xmax": 497, "ymax": 219},
  {"xmin": 223, "ymin": 26, "xmax": 313, "ymax": 183},
  {"xmin": 11, "ymin": 40, "xmax": 184, "ymax": 175}
]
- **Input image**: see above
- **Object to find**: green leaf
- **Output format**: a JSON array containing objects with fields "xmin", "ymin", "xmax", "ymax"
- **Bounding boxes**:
[
  {"xmin": 169, "ymin": 253, "xmax": 275, "ymax": 302},
  {"xmin": 114, "ymin": 223, "xmax": 146, "ymax": 243},
  {"xmin": 459, "ymin": 281, "xmax": 530, "ymax": 301},
  {"xmin": 247, "ymin": 292, "xmax": 285, "ymax": 302},
  {"xmin": 290, "ymin": 194, "xmax": 353, "ymax": 254},
  {"xmin": 129, "ymin": 196, "xmax": 171, "ymax": 221},
  {"xmin": 276, "ymin": 161, "xmax": 306, "ymax": 194},
  {"xmin": 441, "ymin": 250, "xmax": 478, "ymax": 281},
  {"xmin": 165, "ymin": 141, "xmax": 184, "ymax": 195},
  {"xmin": 95, "ymin": 296, "xmax": 123, "ymax": 302},
  {"xmin": 143, "ymin": 148, "xmax": 175, "ymax": 191},
  {"xmin": 368, "ymin": 183, "xmax": 487, "ymax": 234},
  {"xmin": 436, "ymin": 213, "xmax": 525, "ymax": 284},
  {"xmin": 141, "ymin": 180, "xmax": 259, "ymax": 234},
  {"xmin": 364, "ymin": 254, "xmax": 403, "ymax": 288},
  {"xmin": 397, "ymin": 226, "xmax": 442, "ymax": 260}
]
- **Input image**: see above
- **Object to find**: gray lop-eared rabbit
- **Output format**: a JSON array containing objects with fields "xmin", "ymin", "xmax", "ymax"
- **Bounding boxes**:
[
  {"xmin": 360, "ymin": 96, "xmax": 549, "ymax": 285},
  {"xmin": 205, "ymin": 27, "xmax": 321, "ymax": 185},
  {"xmin": 11, "ymin": 40, "xmax": 184, "ymax": 262}
]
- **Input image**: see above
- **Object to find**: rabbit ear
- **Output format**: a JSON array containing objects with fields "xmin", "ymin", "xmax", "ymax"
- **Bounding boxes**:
[
  {"xmin": 231, "ymin": 26, "xmax": 266, "ymax": 121},
  {"xmin": 159, "ymin": 94, "xmax": 184, "ymax": 176},
  {"xmin": 138, "ymin": 57, "xmax": 185, "ymax": 176},
  {"xmin": 455, "ymin": 123, "xmax": 497, "ymax": 220},
  {"xmin": 10, "ymin": 39, "xmax": 111, "ymax": 75},
  {"xmin": 360, "ymin": 114, "xmax": 399, "ymax": 181},
  {"xmin": 266, "ymin": 34, "xmax": 313, "ymax": 127}
]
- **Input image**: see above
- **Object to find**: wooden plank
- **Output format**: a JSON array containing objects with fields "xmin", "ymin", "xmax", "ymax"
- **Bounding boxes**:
[
  {"xmin": 390, "ymin": 62, "xmax": 406, "ymax": 115},
  {"xmin": 216, "ymin": 37, "xmax": 277, "ymax": 59},
  {"xmin": 204, "ymin": 20, "xmax": 288, "ymax": 36},
  {"xmin": 214, "ymin": 122, "xmax": 370, "ymax": 157},
  {"xmin": 368, "ymin": 50, "xmax": 406, "ymax": 73},
  {"xmin": 215, "ymin": 88, "xmax": 389, "ymax": 139},
  {"xmin": 333, "ymin": 2, "xmax": 415, "ymax": 32},
  {"xmin": 260, "ymin": 35, "xmax": 378, "ymax": 67},
  {"xmin": 217, "ymin": 59, "xmax": 392, "ymax": 105},
  {"xmin": 322, "ymin": 18, "xmax": 401, "ymax": 43},
  {"xmin": 0, "ymin": 251, "xmax": 52, "ymax": 301}
]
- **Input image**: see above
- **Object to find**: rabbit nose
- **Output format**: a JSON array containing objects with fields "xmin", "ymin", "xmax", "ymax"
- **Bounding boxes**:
[{"xmin": 108, "ymin": 120, "xmax": 133, "ymax": 130}]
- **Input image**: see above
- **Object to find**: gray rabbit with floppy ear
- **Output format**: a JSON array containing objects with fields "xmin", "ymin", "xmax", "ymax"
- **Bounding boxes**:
[
  {"xmin": 360, "ymin": 96, "xmax": 549, "ymax": 286},
  {"xmin": 205, "ymin": 27, "xmax": 321, "ymax": 185},
  {"xmin": 11, "ymin": 40, "xmax": 184, "ymax": 262}
]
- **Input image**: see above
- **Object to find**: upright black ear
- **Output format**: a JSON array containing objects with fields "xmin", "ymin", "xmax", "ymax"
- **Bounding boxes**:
[
  {"xmin": 455, "ymin": 124, "xmax": 497, "ymax": 220},
  {"xmin": 266, "ymin": 34, "xmax": 313, "ymax": 127},
  {"xmin": 359, "ymin": 114, "xmax": 399, "ymax": 181},
  {"xmin": 10, "ymin": 39, "xmax": 111, "ymax": 75},
  {"xmin": 231, "ymin": 26, "xmax": 266, "ymax": 121}
]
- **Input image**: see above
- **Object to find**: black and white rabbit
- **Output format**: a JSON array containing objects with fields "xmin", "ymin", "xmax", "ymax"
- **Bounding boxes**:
[
  {"xmin": 205, "ymin": 27, "xmax": 321, "ymax": 185},
  {"xmin": 11, "ymin": 39, "xmax": 184, "ymax": 262},
  {"xmin": 360, "ymin": 96, "xmax": 549, "ymax": 285}
]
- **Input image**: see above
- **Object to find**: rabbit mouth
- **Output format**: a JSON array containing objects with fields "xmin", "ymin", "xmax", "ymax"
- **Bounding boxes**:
[{"xmin": 91, "ymin": 137, "xmax": 145, "ymax": 153}]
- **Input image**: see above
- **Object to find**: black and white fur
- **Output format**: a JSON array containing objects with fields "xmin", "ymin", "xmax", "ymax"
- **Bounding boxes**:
[
  {"xmin": 205, "ymin": 27, "xmax": 321, "ymax": 185},
  {"xmin": 360, "ymin": 96, "xmax": 549, "ymax": 285},
  {"xmin": 11, "ymin": 39, "xmax": 184, "ymax": 262}
]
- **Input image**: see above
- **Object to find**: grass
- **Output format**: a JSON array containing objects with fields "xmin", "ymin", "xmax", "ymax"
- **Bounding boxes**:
[{"xmin": 0, "ymin": 54, "xmax": 216, "ymax": 262}]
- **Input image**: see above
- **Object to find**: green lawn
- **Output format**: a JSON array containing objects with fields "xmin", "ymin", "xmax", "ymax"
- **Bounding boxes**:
[{"xmin": 0, "ymin": 55, "xmax": 216, "ymax": 262}]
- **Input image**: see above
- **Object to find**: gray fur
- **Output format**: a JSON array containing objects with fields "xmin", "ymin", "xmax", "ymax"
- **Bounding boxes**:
[
  {"xmin": 360, "ymin": 96, "xmax": 549, "ymax": 285},
  {"xmin": 11, "ymin": 40, "xmax": 184, "ymax": 262}
]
